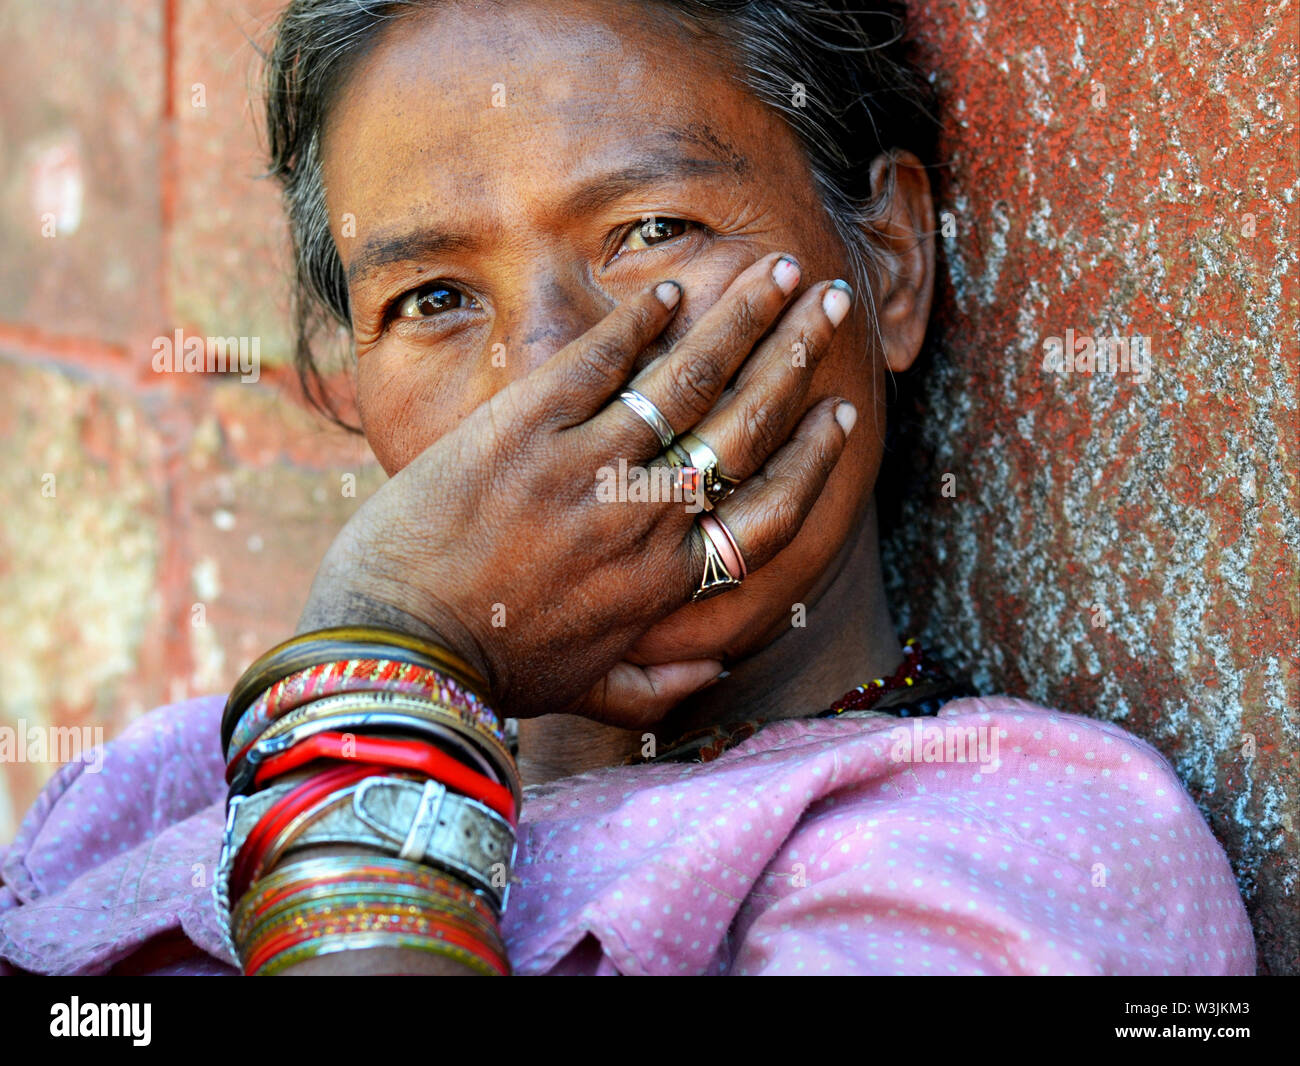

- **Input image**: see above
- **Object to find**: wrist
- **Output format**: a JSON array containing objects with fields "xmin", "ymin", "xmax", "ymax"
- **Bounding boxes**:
[
  {"xmin": 221, "ymin": 621, "xmax": 517, "ymax": 978},
  {"xmin": 296, "ymin": 582, "xmax": 493, "ymax": 693}
]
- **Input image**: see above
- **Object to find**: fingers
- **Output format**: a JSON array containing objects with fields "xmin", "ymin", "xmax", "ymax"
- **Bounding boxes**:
[
  {"xmin": 679, "ymin": 397, "xmax": 857, "ymax": 589},
  {"xmin": 530, "ymin": 280, "xmax": 683, "ymax": 430},
  {"xmin": 591, "ymin": 252, "xmax": 804, "ymax": 455},
  {"xmin": 687, "ymin": 279, "xmax": 853, "ymax": 484},
  {"xmin": 562, "ymin": 658, "xmax": 727, "ymax": 730}
]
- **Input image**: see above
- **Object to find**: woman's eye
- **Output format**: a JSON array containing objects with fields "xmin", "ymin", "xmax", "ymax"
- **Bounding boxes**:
[
  {"xmin": 622, "ymin": 217, "xmax": 693, "ymax": 252},
  {"xmin": 396, "ymin": 284, "xmax": 476, "ymax": 318}
]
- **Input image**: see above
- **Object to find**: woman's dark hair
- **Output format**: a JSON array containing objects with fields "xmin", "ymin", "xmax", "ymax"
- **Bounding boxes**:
[{"xmin": 260, "ymin": 0, "xmax": 939, "ymax": 527}]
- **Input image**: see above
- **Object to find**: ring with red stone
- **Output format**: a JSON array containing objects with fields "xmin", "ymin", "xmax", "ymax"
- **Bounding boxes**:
[{"xmin": 672, "ymin": 433, "xmax": 739, "ymax": 511}]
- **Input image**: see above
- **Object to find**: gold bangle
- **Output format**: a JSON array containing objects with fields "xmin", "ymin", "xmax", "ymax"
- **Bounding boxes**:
[
  {"xmin": 238, "ymin": 889, "xmax": 503, "ymax": 954},
  {"xmin": 233, "ymin": 856, "xmax": 498, "ymax": 929},
  {"xmin": 253, "ymin": 930, "xmax": 509, "ymax": 977}
]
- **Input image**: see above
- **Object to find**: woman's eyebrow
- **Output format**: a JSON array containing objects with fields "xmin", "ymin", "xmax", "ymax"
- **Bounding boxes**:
[
  {"xmin": 347, "ymin": 144, "xmax": 748, "ymax": 286},
  {"xmin": 558, "ymin": 147, "xmax": 743, "ymax": 217},
  {"xmin": 348, "ymin": 230, "xmax": 475, "ymax": 286}
]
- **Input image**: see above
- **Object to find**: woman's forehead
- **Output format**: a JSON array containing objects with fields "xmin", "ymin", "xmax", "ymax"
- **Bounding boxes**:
[
  {"xmin": 322, "ymin": 0, "xmax": 735, "ymax": 150},
  {"xmin": 343, "ymin": 131, "xmax": 749, "ymax": 288},
  {"xmin": 319, "ymin": 0, "xmax": 790, "ymax": 254}
]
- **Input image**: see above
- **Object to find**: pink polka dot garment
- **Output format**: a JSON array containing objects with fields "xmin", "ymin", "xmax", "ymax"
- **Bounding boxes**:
[{"xmin": 0, "ymin": 693, "xmax": 1255, "ymax": 975}]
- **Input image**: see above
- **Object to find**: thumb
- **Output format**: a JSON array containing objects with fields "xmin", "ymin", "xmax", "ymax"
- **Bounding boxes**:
[{"xmin": 564, "ymin": 658, "xmax": 726, "ymax": 730}]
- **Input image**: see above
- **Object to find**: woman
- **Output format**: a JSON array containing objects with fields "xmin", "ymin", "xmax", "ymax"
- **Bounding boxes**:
[{"xmin": 0, "ymin": 0, "xmax": 1254, "ymax": 975}]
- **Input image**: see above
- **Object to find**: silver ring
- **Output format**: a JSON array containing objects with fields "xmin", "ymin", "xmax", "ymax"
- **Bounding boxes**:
[{"xmin": 618, "ymin": 389, "xmax": 675, "ymax": 449}]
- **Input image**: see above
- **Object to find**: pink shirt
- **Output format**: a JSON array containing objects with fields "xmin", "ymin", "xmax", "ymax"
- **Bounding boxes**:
[{"xmin": 0, "ymin": 692, "xmax": 1255, "ymax": 975}]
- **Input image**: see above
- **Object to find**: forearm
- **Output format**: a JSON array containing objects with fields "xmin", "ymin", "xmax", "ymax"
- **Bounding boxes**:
[{"xmin": 220, "ymin": 627, "xmax": 518, "ymax": 977}]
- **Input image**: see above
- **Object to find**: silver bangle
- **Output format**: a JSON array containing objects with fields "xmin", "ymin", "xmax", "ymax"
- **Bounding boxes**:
[{"xmin": 218, "ymin": 775, "xmax": 516, "ymax": 915}]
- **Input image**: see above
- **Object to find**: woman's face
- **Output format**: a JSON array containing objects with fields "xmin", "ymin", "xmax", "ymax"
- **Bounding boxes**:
[{"xmin": 320, "ymin": 0, "xmax": 929, "ymax": 668}]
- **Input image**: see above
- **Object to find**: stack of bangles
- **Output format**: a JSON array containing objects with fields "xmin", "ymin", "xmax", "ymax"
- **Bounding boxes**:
[{"xmin": 213, "ymin": 626, "xmax": 521, "ymax": 976}]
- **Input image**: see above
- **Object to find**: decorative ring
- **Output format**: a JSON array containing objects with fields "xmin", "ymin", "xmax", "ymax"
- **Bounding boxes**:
[
  {"xmin": 671, "ymin": 433, "xmax": 739, "ymax": 510},
  {"xmin": 617, "ymin": 389, "xmax": 676, "ymax": 449},
  {"xmin": 691, "ymin": 522, "xmax": 743, "ymax": 602},
  {"xmin": 699, "ymin": 512, "xmax": 747, "ymax": 580}
]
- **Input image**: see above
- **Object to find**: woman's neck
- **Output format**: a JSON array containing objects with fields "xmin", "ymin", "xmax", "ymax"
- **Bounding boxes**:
[{"xmin": 516, "ymin": 505, "xmax": 903, "ymax": 787}]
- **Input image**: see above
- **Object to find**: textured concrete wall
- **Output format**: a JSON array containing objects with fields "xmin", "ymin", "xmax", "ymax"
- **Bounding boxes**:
[
  {"xmin": 885, "ymin": 0, "xmax": 1298, "ymax": 973},
  {"xmin": 0, "ymin": 0, "xmax": 1294, "ymax": 973}
]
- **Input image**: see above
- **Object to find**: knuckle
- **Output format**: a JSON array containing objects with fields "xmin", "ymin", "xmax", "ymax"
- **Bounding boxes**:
[
  {"xmin": 726, "ymin": 294, "xmax": 767, "ymax": 343},
  {"xmin": 818, "ymin": 420, "xmax": 845, "ymax": 468},
  {"xmin": 623, "ymin": 297, "xmax": 660, "ymax": 337},
  {"xmin": 576, "ymin": 336, "xmax": 626, "ymax": 379},
  {"xmin": 737, "ymin": 395, "xmax": 785, "ymax": 459},
  {"xmin": 666, "ymin": 354, "xmax": 722, "ymax": 413},
  {"xmin": 761, "ymin": 484, "xmax": 805, "ymax": 542},
  {"xmin": 484, "ymin": 390, "xmax": 531, "ymax": 446},
  {"xmin": 795, "ymin": 318, "xmax": 834, "ymax": 364}
]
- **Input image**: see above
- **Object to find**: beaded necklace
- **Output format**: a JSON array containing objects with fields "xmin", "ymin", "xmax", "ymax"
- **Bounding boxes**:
[
  {"xmin": 816, "ymin": 637, "xmax": 968, "ymax": 718},
  {"xmin": 632, "ymin": 637, "xmax": 975, "ymax": 765}
]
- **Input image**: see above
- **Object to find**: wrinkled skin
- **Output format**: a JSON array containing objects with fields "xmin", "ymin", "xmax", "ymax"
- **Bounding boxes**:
[{"xmin": 287, "ymin": 0, "xmax": 934, "ymax": 973}]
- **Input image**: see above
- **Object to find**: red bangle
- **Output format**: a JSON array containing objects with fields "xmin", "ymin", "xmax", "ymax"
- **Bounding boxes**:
[
  {"xmin": 229, "ymin": 762, "xmax": 384, "ymax": 905},
  {"xmin": 252, "ymin": 731, "xmax": 516, "ymax": 824}
]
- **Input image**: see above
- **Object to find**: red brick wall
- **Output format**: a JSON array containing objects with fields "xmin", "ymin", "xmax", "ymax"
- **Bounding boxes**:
[
  {"xmin": 0, "ymin": 0, "xmax": 1295, "ymax": 972},
  {"xmin": 0, "ymin": 0, "xmax": 385, "ymax": 842}
]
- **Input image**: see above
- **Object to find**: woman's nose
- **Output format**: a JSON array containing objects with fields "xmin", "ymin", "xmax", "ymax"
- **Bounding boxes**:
[{"xmin": 492, "ymin": 268, "xmax": 616, "ymax": 378}]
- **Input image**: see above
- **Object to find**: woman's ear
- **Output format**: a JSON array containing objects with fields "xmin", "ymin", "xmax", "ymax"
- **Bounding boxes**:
[{"xmin": 865, "ymin": 151, "xmax": 935, "ymax": 374}]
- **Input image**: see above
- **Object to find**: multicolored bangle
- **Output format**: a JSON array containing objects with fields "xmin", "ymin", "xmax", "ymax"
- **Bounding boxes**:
[
  {"xmin": 221, "ymin": 627, "xmax": 493, "ymax": 756},
  {"xmin": 243, "ymin": 899, "xmax": 507, "ymax": 975},
  {"xmin": 239, "ymin": 889, "xmax": 501, "ymax": 952},
  {"xmin": 227, "ymin": 690, "xmax": 510, "ymax": 787},
  {"xmin": 228, "ymin": 762, "xmax": 388, "ymax": 905},
  {"xmin": 245, "ymin": 731, "xmax": 516, "ymax": 824},
  {"xmin": 225, "ymin": 688, "xmax": 520, "ymax": 811},
  {"xmin": 252, "ymin": 930, "xmax": 509, "ymax": 977},
  {"xmin": 216, "ymin": 629, "xmax": 521, "ymax": 976},
  {"xmin": 226, "ymin": 656, "xmax": 505, "ymax": 763},
  {"xmin": 233, "ymin": 858, "xmax": 511, "ymax": 976},
  {"xmin": 233, "ymin": 856, "xmax": 499, "ymax": 932},
  {"xmin": 227, "ymin": 774, "xmax": 516, "ymax": 908}
]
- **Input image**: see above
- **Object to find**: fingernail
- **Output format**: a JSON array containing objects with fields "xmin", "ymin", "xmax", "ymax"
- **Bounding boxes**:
[
  {"xmin": 822, "ymin": 280, "xmax": 853, "ymax": 327},
  {"xmin": 654, "ymin": 280, "xmax": 682, "ymax": 308},
  {"xmin": 834, "ymin": 401, "xmax": 857, "ymax": 437},
  {"xmin": 701, "ymin": 669, "xmax": 731, "ymax": 690},
  {"xmin": 771, "ymin": 255, "xmax": 801, "ymax": 295}
]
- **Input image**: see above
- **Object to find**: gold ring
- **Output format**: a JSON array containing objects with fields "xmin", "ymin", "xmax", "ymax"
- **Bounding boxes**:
[{"xmin": 670, "ymin": 433, "xmax": 739, "ymax": 511}]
